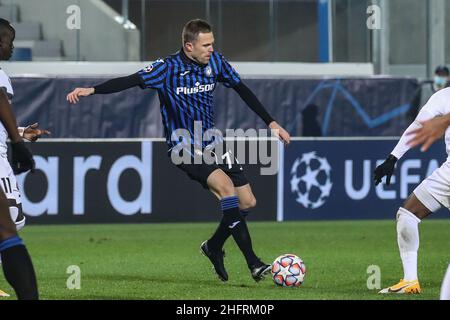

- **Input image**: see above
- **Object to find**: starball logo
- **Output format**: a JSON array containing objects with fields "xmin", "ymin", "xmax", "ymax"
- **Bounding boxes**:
[
  {"xmin": 290, "ymin": 152, "xmax": 332, "ymax": 209},
  {"xmin": 176, "ymin": 82, "xmax": 215, "ymax": 95}
]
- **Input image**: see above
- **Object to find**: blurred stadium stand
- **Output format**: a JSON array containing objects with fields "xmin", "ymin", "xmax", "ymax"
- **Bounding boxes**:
[
  {"xmin": 5, "ymin": 75, "xmax": 414, "ymax": 139},
  {"xmin": 0, "ymin": 3, "xmax": 18, "ymax": 22},
  {"xmin": 10, "ymin": 47, "xmax": 31, "ymax": 61},
  {"xmin": 0, "ymin": 0, "xmax": 62, "ymax": 60},
  {"xmin": 2, "ymin": 0, "xmax": 448, "ymax": 79},
  {"xmin": 0, "ymin": 61, "xmax": 374, "ymax": 77},
  {"xmin": 1, "ymin": 0, "xmax": 139, "ymax": 61}
]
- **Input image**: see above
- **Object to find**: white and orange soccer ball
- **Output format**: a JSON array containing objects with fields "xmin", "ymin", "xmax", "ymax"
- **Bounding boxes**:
[{"xmin": 271, "ymin": 254, "xmax": 306, "ymax": 287}]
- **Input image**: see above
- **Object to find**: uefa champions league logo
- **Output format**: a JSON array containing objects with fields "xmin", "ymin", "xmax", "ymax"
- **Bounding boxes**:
[{"xmin": 290, "ymin": 151, "xmax": 332, "ymax": 209}]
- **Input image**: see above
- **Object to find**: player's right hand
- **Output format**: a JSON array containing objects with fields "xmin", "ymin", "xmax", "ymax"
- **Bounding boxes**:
[
  {"xmin": 66, "ymin": 87, "xmax": 95, "ymax": 104},
  {"xmin": 407, "ymin": 115, "xmax": 450, "ymax": 152},
  {"xmin": 11, "ymin": 140, "xmax": 35, "ymax": 174},
  {"xmin": 373, "ymin": 154, "xmax": 397, "ymax": 186}
]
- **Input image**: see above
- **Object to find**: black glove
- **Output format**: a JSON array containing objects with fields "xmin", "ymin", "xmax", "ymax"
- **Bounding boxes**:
[
  {"xmin": 11, "ymin": 141, "xmax": 35, "ymax": 174},
  {"xmin": 373, "ymin": 154, "xmax": 397, "ymax": 186}
]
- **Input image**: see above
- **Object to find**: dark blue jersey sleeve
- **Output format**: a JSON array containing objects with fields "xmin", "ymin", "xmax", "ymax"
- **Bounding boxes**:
[
  {"xmin": 217, "ymin": 54, "xmax": 241, "ymax": 88},
  {"xmin": 138, "ymin": 59, "xmax": 168, "ymax": 89}
]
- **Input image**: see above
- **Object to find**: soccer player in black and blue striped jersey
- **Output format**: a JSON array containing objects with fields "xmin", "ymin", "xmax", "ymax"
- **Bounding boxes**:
[{"xmin": 67, "ymin": 19, "xmax": 290, "ymax": 283}]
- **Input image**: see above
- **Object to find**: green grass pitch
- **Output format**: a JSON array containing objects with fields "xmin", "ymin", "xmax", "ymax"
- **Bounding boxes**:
[{"xmin": 1, "ymin": 219, "xmax": 449, "ymax": 300}]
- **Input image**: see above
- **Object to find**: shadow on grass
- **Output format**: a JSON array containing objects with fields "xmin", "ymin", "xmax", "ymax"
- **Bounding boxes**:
[{"xmin": 82, "ymin": 273, "xmax": 255, "ymax": 289}]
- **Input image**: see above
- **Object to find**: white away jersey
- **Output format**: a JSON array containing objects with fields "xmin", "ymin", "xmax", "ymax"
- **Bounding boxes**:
[
  {"xmin": 392, "ymin": 87, "xmax": 450, "ymax": 161},
  {"xmin": 0, "ymin": 68, "xmax": 14, "ymax": 155}
]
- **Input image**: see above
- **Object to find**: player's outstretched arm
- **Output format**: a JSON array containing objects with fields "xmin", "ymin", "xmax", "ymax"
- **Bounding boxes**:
[
  {"xmin": 407, "ymin": 113, "xmax": 450, "ymax": 152},
  {"xmin": 0, "ymin": 91, "xmax": 35, "ymax": 174},
  {"xmin": 373, "ymin": 118, "xmax": 422, "ymax": 186},
  {"xmin": 66, "ymin": 87, "xmax": 94, "ymax": 104},
  {"xmin": 373, "ymin": 107, "xmax": 436, "ymax": 186},
  {"xmin": 66, "ymin": 73, "xmax": 143, "ymax": 104}
]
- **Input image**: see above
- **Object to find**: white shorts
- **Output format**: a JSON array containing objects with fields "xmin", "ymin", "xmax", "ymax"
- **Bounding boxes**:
[
  {"xmin": 0, "ymin": 153, "xmax": 21, "ymax": 205},
  {"xmin": 413, "ymin": 162, "xmax": 450, "ymax": 212}
]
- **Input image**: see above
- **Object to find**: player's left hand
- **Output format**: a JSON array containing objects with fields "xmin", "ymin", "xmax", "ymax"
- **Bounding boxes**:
[
  {"xmin": 407, "ymin": 116, "xmax": 449, "ymax": 152},
  {"xmin": 22, "ymin": 123, "xmax": 51, "ymax": 142},
  {"xmin": 269, "ymin": 121, "xmax": 291, "ymax": 145}
]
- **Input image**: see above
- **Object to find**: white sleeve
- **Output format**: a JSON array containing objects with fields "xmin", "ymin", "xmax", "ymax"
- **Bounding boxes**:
[
  {"xmin": 391, "ymin": 109, "xmax": 434, "ymax": 159},
  {"xmin": 391, "ymin": 89, "xmax": 449, "ymax": 159},
  {"xmin": 0, "ymin": 70, "xmax": 13, "ymax": 99},
  {"xmin": 419, "ymin": 87, "xmax": 448, "ymax": 117}
]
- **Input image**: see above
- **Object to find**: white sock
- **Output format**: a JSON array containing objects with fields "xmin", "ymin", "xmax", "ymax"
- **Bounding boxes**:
[
  {"xmin": 440, "ymin": 264, "xmax": 450, "ymax": 300},
  {"xmin": 396, "ymin": 207, "xmax": 421, "ymax": 281}
]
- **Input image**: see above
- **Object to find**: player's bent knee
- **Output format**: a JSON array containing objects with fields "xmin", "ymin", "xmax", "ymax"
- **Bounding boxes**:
[
  {"xmin": 218, "ymin": 185, "xmax": 236, "ymax": 198},
  {"xmin": 211, "ymin": 179, "xmax": 235, "ymax": 198},
  {"xmin": 207, "ymin": 170, "xmax": 236, "ymax": 198},
  {"xmin": 403, "ymin": 192, "xmax": 433, "ymax": 219},
  {"xmin": 241, "ymin": 197, "xmax": 257, "ymax": 210}
]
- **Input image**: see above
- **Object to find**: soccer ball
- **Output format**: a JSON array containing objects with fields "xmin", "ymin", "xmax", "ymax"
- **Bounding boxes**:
[{"xmin": 271, "ymin": 254, "xmax": 306, "ymax": 287}]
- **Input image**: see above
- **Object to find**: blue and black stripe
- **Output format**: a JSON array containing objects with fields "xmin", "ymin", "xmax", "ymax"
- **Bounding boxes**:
[
  {"xmin": 137, "ymin": 50, "xmax": 241, "ymax": 154},
  {"xmin": 0, "ymin": 235, "xmax": 24, "ymax": 252},
  {"xmin": 220, "ymin": 196, "xmax": 240, "ymax": 211}
]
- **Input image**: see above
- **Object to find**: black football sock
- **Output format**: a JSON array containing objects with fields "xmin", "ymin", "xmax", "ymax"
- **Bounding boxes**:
[
  {"xmin": 213, "ymin": 196, "xmax": 258, "ymax": 266},
  {"xmin": 208, "ymin": 218, "xmax": 230, "ymax": 251},
  {"xmin": 240, "ymin": 209, "xmax": 250, "ymax": 218},
  {"xmin": 208, "ymin": 208, "xmax": 250, "ymax": 250},
  {"xmin": 0, "ymin": 236, "xmax": 38, "ymax": 300}
]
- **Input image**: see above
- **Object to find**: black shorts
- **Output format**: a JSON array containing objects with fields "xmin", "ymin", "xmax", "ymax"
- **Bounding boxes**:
[{"xmin": 176, "ymin": 151, "xmax": 248, "ymax": 189}]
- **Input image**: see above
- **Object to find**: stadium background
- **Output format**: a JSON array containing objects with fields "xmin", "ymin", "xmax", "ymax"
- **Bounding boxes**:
[
  {"xmin": 1, "ymin": 0, "xmax": 450, "ymax": 301},
  {"xmin": 2, "ymin": 0, "xmax": 448, "ymax": 224}
]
